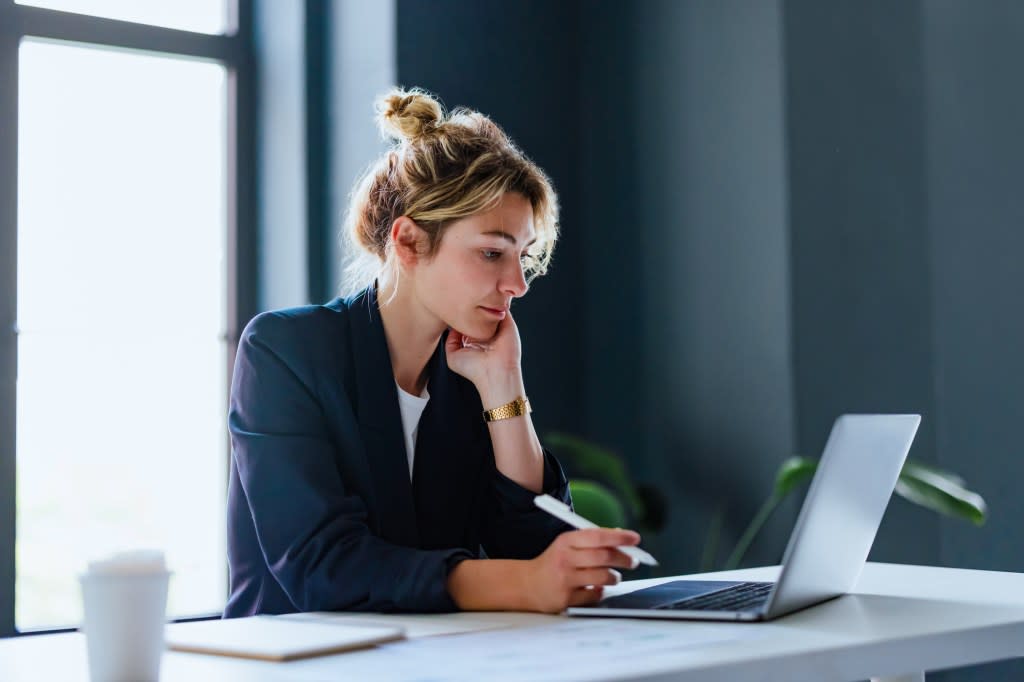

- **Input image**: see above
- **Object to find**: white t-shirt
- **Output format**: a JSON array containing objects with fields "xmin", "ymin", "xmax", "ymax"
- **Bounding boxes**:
[{"xmin": 395, "ymin": 380, "xmax": 430, "ymax": 480}]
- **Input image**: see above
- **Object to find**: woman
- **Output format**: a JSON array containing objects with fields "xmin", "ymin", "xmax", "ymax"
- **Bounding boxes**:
[{"xmin": 224, "ymin": 88, "xmax": 639, "ymax": 617}]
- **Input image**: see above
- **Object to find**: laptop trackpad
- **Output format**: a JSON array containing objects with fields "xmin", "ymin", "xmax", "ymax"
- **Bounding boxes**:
[{"xmin": 597, "ymin": 580, "xmax": 745, "ymax": 609}]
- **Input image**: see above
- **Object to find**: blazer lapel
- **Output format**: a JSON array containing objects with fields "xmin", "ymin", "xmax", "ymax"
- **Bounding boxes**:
[
  {"xmin": 412, "ymin": 335, "xmax": 488, "ymax": 550},
  {"xmin": 346, "ymin": 285, "xmax": 420, "ymax": 548}
]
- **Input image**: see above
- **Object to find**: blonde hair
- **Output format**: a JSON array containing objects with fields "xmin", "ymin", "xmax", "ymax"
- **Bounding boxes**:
[{"xmin": 340, "ymin": 87, "xmax": 559, "ymax": 295}]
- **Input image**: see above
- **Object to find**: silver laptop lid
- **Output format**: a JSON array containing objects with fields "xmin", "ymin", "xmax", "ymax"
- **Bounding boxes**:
[{"xmin": 765, "ymin": 414, "xmax": 920, "ymax": 618}]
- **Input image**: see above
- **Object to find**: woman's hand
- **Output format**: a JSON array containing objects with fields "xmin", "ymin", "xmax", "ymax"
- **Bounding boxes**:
[
  {"xmin": 445, "ymin": 529, "xmax": 641, "ymax": 612},
  {"xmin": 445, "ymin": 311, "xmax": 525, "ymax": 407},
  {"xmin": 522, "ymin": 528, "xmax": 642, "ymax": 613}
]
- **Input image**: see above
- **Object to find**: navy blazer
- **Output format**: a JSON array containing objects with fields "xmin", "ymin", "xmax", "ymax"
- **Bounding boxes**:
[{"xmin": 224, "ymin": 285, "xmax": 572, "ymax": 618}]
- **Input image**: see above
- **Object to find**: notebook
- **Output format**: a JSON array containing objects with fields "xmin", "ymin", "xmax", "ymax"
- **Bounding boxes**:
[
  {"xmin": 165, "ymin": 615, "xmax": 405, "ymax": 661},
  {"xmin": 567, "ymin": 413, "xmax": 921, "ymax": 622}
]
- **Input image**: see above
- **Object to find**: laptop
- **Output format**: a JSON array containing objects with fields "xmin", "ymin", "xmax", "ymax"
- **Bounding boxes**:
[{"xmin": 567, "ymin": 413, "xmax": 921, "ymax": 622}]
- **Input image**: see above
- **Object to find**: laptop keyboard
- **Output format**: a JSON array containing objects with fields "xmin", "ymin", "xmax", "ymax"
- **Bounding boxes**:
[{"xmin": 659, "ymin": 581, "xmax": 774, "ymax": 612}]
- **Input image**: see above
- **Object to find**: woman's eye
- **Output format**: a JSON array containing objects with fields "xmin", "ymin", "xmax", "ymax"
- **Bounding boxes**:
[{"xmin": 481, "ymin": 250, "xmax": 501, "ymax": 261}]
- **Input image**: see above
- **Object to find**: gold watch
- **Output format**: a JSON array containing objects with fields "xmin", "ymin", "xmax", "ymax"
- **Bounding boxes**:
[{"xmin": 483, "ymin": 396, "xmax": 532, "ymax": 422}]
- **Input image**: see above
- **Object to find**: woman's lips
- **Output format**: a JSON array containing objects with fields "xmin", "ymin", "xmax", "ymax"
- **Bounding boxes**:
[{"xmin": 479, "ymin": 306, "xmax": 507, "ymax": 319}]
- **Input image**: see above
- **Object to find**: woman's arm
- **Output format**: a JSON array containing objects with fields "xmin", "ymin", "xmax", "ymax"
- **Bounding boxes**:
[
  {"xmin": 446, "ymin": 310, "xmax": 578, "ymax": 559},
  {"xmin": 445, "ymin": 311, "xmax": 547, "ymax": 492},
  {"xmin": 230, "ymin": 311, "xmax": 472, "ymax": 613},
  {"xmin": 477, "ymin": 375, "xmax": 544, "ymax": 493},
  {"xmin": 443, "ymin": 310, "xmax": 643, "ymax": 605},
  {"xmin": 447, "ymin": 528, "xmax": 642, "ymax": 613}
]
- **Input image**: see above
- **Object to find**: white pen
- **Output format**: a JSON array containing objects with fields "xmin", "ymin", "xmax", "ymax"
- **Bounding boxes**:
[{"xmin": 534, "ymin": 494, "xmax": 659, "ymax": 567}]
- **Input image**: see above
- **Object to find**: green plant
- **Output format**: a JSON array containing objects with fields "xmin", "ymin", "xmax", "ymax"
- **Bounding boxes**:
[
  {"xmin": 547, "ymin": 431, "xmax": 988, "ymax": 574},
  {"xmin": 545, "ymin": 432, "xmax": 666, "ymax": 534},
  {"xmin": 567, "ymin": 480, "xmax": 629, "ymax": 529},
  {"xmin": 719, "ymin": 456, "xmax": 988, "ymax": 570}
]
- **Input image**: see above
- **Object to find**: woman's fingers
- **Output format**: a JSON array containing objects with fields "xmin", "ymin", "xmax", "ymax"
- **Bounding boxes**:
[
  {"xmin": 569, "ymin": 547, "xmax": 639, "ymax": 570},
  {"xmin": 567, "ymin": 585, "xmax": 604, "ymax": 608},
  {"xmin": 572, "ymin": 567, "xmax": 622, "ymax": 588},
  {"xmin": 444, "ymin": 329, "xmax": 464, "ymax": 352},
  {"xmin": 567, "ymin": 528, "xmax": 641, "ymax": 549},
  {"xmin": 532, "ymin": 527, "xmax": 645, "ymax": 613}
]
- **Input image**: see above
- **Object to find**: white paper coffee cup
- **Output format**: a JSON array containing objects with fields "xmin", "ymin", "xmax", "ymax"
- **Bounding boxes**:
[{"xmin": 79, "ymin": 551, "xmax": 171, "ymax": 682}]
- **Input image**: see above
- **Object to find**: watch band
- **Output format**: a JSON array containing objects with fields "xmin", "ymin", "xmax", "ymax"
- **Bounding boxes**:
[{"xmin": 483, "ymin": 396, "xmax": 532, "ymax": 422}]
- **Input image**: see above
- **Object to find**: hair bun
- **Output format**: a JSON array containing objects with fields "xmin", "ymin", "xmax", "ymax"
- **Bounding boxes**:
[{"xmin": 376, "ymin": 88, "xmax": 444, "ymax": 142}]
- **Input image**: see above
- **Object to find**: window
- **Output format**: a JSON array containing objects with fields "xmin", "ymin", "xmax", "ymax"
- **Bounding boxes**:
[
  {"xmin": 15, "ymin": 0, "xmax": 230, "ymax": 35},
  {"xmin": 0, "ymin": 0, "xmax": 253, "ymax": 635}
]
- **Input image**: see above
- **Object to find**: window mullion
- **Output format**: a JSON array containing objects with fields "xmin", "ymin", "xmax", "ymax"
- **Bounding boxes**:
[
  {"xmin": 0, "ymin": 22, "xmax": 19, "ymax": 639},
  {"xmin": 13, "ymin": 3, "xmax": 241, "ymax": 63}
]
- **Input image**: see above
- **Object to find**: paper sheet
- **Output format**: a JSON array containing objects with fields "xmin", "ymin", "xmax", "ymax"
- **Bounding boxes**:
[
  {"xmin": 279, "ymin": 610, "xmax": 544, "ymax": 639},
  {"xmin": 299, "ymin": 619, "xmax": 762, "ymax": 682}
]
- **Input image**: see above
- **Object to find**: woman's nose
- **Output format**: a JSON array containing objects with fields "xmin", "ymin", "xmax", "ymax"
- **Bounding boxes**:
[{"xmin": 503, "ymin": 261, "xmax": 529, "ymax": 298}]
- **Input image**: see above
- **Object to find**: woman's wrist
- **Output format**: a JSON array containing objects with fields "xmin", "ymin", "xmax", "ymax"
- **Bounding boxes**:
[
  {"xmin": 446, "ymin": 558, "xmax": 534, "ymax": 611},
  {"xmin": 477, "ymin": 371, "xmax": 527, "ymax": 410}
]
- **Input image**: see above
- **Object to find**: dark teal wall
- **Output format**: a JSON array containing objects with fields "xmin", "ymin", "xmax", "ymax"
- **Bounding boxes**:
[
  {"xmin": 628, "ymin": 0, "xmax": 796, "ymax": 573},
  {"xmin": 578, "ymin": 4, "xmax": 646, "ymax": 472},
  {"xmin": 783, "ymin": 0, "xmax": 941, "ymax": 565},
  {"xmin": 923, "ymin": 13, "xmax": 1024, "ymax": 678},
  {"xmin": 923, "ymin": 0, "xmax": 1024, "ymax": 576}
]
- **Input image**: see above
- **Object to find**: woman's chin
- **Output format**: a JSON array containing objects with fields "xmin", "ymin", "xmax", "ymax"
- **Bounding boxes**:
[{"xmin": 451, "ymin": 319, "xmax": 498, "ymax": 343}]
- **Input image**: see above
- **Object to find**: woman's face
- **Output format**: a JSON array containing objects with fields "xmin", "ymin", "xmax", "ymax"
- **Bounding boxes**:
[{"xmin": 410, "ymin": 192, "xmax": 536, "ymax": 341}]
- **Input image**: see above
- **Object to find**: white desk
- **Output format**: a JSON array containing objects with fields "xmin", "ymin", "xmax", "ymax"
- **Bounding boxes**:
[{"xmin": 3, "ymin": 562, "xmax": 1024, "ymax": 681}]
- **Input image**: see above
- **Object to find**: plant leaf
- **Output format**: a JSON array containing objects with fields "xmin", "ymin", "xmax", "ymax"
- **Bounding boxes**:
[
  {"xmin": 725, "ymin": 456, "xmax": 987, "ymax": 572},
  {"xmin": 899, "ymin": 459, "xmax": 965, "ymax": 487},
  {"xmin": 724, "ymin": 492, "xmax": 784, "ymax": 570},
  {"xmin": 896, "ymin": 461, "xmax": 987, "ymax": 525},
  {"xmin": 568, "ymin": 480, "xmax": 629, "ymax": 529},
  {"xmin": 724, "ymin": 457, "xmax": 816, "ymax": 570},
  {"xmin": 699, "ymin": 506, "xmax": 724, "ymax": 573},
  {"xmin": 546, "ymin": 432, "xmax": 643, "ymax": 517},
  {"xmin": 774, "ymin": 456, "xmax": 817, "ymax": 497}
]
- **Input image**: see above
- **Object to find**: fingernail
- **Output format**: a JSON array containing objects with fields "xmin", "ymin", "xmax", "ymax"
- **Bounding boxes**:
[{"xmin": 630, "ymin": 556, "xmax": 639, "ymax": 569}]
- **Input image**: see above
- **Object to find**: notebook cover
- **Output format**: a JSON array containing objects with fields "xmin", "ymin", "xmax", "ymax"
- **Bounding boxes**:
[{"xmin": 165, "ymin": 615, "xmax": 405, "ymax": 661}]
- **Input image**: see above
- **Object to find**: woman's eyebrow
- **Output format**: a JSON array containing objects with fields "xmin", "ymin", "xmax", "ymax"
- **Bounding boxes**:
[{"xmin": 481, "ymin": 229, "xmax": 538, "ymax": 247}]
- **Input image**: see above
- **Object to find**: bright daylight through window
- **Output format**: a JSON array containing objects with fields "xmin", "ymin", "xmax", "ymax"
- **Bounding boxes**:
[{"xmin": 16, "ymin": 39, "xmax": 228, "ymax": 630}]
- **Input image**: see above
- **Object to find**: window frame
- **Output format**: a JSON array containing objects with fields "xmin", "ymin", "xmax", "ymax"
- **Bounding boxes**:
[{"xmin": 0, "ymin": 0, "xmax": 257, "ymax": 637}]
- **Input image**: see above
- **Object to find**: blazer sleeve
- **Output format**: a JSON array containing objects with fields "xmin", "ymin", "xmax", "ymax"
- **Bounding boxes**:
[
  {"xmin": 229, "ymin": 313, "xmax": 472, "ymax": 613},
  {"xmin": 479, "ymin": 444, "xmax": 575, "ymax": 559}
]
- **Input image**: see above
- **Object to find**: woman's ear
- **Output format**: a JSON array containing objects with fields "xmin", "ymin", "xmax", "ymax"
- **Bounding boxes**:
[{"xmin": 390, "ymin": 216, "xmax": 423, "ymax": 268}]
